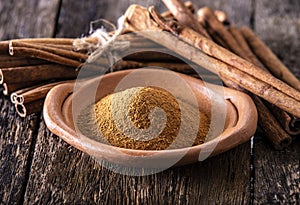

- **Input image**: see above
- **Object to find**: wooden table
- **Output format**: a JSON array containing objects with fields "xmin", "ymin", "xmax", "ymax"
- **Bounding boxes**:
[{"xmin": 0, "ymin": 0, "xmax": 299, "ymax": 204}]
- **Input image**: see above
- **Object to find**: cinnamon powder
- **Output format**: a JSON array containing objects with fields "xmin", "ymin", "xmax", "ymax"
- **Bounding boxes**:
[{"xmin": 78, "ymin": 87, "xmax": 210, "ymax": 150}]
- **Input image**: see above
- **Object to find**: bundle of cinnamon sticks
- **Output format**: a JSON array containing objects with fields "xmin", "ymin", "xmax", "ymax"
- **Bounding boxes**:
[
  {"xmin": 0, "ymin": 34, "xmax": 198, "ymax": 117},
  {"xmin": 0, "ymin": 0, "xmax": 299, "ymax": 149},
  {"xmin": 118, "ymin": 0, "xmax": 300, "ymax": 149},
  {"xmin": 0, "ymin": 38, "xmax": 89, "ymax": 117}
]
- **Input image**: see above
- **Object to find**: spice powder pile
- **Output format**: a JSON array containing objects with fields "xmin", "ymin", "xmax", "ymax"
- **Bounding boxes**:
[{"xmin": 78, "ymin": 87, "xmax": 211, "ymax": 150}]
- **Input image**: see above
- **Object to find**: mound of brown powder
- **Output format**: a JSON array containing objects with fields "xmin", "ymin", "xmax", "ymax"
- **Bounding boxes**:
[{"xmin": 78, "ymin": 87, "xmax": 210, "ymax": 150}]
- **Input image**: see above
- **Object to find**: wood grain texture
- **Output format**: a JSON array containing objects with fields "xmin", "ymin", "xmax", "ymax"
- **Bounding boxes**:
[
  {"xmin": 0, "ymin": 97, "xmax": 39, "ymax": 204},
  {"xmin": 55, "ymin": 0, "xmax": 109, "ymax": 38},
  {"xmin": 254, "ymin": 0, "xmax": 300, "ymax": 203},
  {"xmin": 254, "ymin": 0, "xmax": 300, "ymax": 78},
  {"xmin": 23, "ymin": 120, "xmax": 251, "ymax": 205},
  {"xmin": 254, "ymin": 138, "xmax": 300, "ymax": 204},
  {"xmin": 0, "ymin": 0, "xmax": 61, "ymax": 40}
]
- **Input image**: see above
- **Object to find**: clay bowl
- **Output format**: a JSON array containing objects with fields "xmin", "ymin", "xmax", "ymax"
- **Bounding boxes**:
[{"xmin": 43, "ymin": 69, "xmax": 257, "ymax": 170}]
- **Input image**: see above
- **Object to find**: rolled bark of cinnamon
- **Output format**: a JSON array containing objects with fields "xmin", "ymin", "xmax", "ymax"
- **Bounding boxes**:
[
  {"xmin": 116, "ymin": 34, "xmax": 168, "ymax": 49},
  {"xmin": 12, "ymin": 38, "xmax": 75, "ymax": 44},
  {"xmin": 267, "ymin": 104, "xmax": 300, "ymax": 136},
  {"xmin": 9, "ymin": 47, "xmax": 82, "ymax": 67},
  {"xmin": 15, "ymin": 99, "xmax": 44, "ymax": 118},
  {"xmin": 228, "ymin": 26, "xmax": 265, "ymax": 68},
  {"xmin": 254, "ymin": 98, "xmax": 292, "ymax": 149},
  {"xmin": 0, "ymin": 38, "xmax": 80, "ymax": 54},
  {"xmin": 0, "ymin": 64, "xmax": 79, "ymax": 85},
  {"xmin": 161, "ymin": 1, "xmax": 195, "ymax": 18},
  {"xmin": 3, "ymin": 81, "xmax": 39, "ymax": 95},
  {"xmin": 0, "ymin": 56, "xmax": 46, "ymax": 68},
  {"xmin": 14, "ymin": 80, "xmax": 74, "ymax": 105},
  {"xmin": 13, "ymin": 80, "xmax": 74, "ymax": 117},
  {"xmin": 202, "ymin": 25, "xmax": 229, "ymax": 48},
  {"xmin": 214, "ymin": 10, "xmax": 230, "ymax": 25},
  {"xmin": 0, "ymin": 42, "xmax": 10, "ymax": 55},
  {"xmin": 161, "ymin": 0, "xmax": 211, "ymax": 38},
  {"xmin": 11, "ymin": 84, "xmax": 44, "ymax": 103},
  {"xmin": 240, "ymin": 27, "xmax": 300, "ymax": 91},
  {"xmin": 112, "ymin": 60, "xmax": 196, "ymax": 74},
  {"xmin": 10, "ymin": 41, "xmax": 88, "ymax": 60},
  {"xmin": 39, "ymin": 43, "xmax": 75, "ymax": 51},
  {"xmin": 124, "ymin": 51, "xmax": 183, "ymax": 62},
  {"xmin": 197, "ymin": 7, "xmax": 247, "ymax": 57}
]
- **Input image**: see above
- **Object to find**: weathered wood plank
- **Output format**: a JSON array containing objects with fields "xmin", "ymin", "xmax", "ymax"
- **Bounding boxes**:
[
  {"xmin": 254, "ymin": 0, "xmax": 300, "ymax": 78},
  {"xmin": 0, "ymin": 0, "xmax": 60, "ymax": 204},
  {"xmin": 254, "ymin": 138, "xmax": 300, "ymax": 204},
  {"xmin": 0, "ymin": 97, "xmax": 39, "ymax": 204},
  {"xmin": 254, "ymin": 0, "xmax": 300, "ymax": 203},
  {"xmin": 55, "ymin": 0, "xmax": 165, "ymax": 38},
  {"xmin": 0, "ymin": 0, "xmax": 61, "ymax": 40},
  {"xmin": 55, "ymin": 0, "xmax": 108, "ymax": 38},
  {"xmin": 23, "ymin": 0, "xmax": 254, "ymax": 204},
  {"xmin": 24, "ymin": 120, "xmax": 252, "ymax": 204}
]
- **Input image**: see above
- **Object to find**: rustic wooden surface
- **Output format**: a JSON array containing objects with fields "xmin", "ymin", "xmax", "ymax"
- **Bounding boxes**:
[{"xmin": 0, "ymin": 0, "xmax": 299, "ymax": 204}]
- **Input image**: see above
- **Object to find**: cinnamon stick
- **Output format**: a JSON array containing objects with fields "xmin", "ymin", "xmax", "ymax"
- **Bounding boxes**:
[
  {"xmin": 11, "ymin": 84, "xmax": 43, "ymax": 103},
  {"xmin": 3, "ymin": 81, "xmax": 38, "ymax": 95},
  {"xmin": 218, "ymin": 64, "xmax": 300, "ymax": 117},
  {"xmin": 214, "ymin": 10, "xmax": 230, "ymax": 25},
  {"xmin": 13, "ymin": 80, "xmax": 75, "ymax": 117},
  {"xmin": 124, "ymin": 51, "xmax": 183, "ymax": 62},
  {"xmin": 253, "ymin": 97, "xmax": 292, "ymax": 149},
  {"xmin": 0, "ymin": 41, "xmax": 10, "ymax": 55},
  {"xmin": 39, "ymin": 43, "xmax": 75, "ymax": 51},
  {"xmin": 228, "ymin": 26, "xmax": 265, "ymax": 68},
  {"xmin": 9, "ymin": 46, "xmax": 82, "ymax": 67},
  {"xmin": 268, "ymin": 103, "xmax": 300, "ymax": 136},
  {"xmin": 0, "ymin": 56, "xmax": 47, "ymax": 68},
  {"xmin": 14, "ymin": 80, "xmax": 74, "ymax": 104},
  {"xmin": 86, "ymin": 57, "xmax": 196, "ymax": 74},
  {"xmin": 15, "ymin": 99, "xmax": 44, "ymax": 118},
  {"xmin": 161, "ymin": 0, "xmax": 211, "ymax": 38},
  {"xmin": 197, "ymin": 7, "xmax": 248, "ymax": 59},
  {"xmin": 0, "ymin": 38, "xmax": 77, "ymax": 54},
  {"xmin": 10, "ymin": 41, "xmax": 88, "ymax": 60},
  {"xmin": 161, "ymin": 1, "xmax": 195, "ymax": 18},
  {"xmin": 205, "ymin": 28, "xmax": 229, "ymax": 49},
  {"xmin": 2, "ymin": 38, "xmax": 76, "ymax": 45},
  {"xmin": 240, "ymin": 27, "xmax": 300, "ymax": 91},
  {"xmin": 112, "ymin": 60, "xmax": 196, "ymax": 74},
  {"xmin": 0, "ymin": 64, "xmax": 79, "ymax": 84}
]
